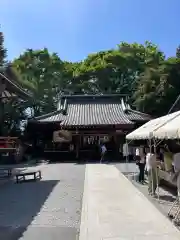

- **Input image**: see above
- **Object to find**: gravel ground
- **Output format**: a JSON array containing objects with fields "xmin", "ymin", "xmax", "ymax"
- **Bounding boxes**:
[
  {"xmin": 115, "ymin": 163, "xmax": 180, "ymax": 230},
  {"xmin": 0, "ymin": 163, "xmax": 85, "ymax": 240}
]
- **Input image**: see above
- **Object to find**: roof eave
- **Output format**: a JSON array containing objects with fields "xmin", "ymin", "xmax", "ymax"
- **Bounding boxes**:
[
  {"xmin": 5, "ymin": 81, "xmax": 32, "ymax": 99},
  {"xmin": 59, "ymin": 123, "xmax": 134, "ymax": 128},
  {"xmin": 35, "ymin": 110, "xmax": 62, "ymax": 121}
]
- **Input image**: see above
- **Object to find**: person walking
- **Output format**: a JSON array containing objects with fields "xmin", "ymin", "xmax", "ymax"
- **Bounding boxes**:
[{"xmin": 100, "ymin": 143, "xmax": 107, "ymax": 163}]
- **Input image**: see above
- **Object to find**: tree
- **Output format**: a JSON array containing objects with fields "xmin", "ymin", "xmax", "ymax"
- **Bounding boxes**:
[
  {"xmin": 0, "ymin": 29, "xmax": 33, "ymax": 136},
  {"xmin": 13, "ymin": 48, "xmax": 64, "ymax": 115},
  {"xmin": 133, "ymin": 67, "xmax": 164, "ymax": 115},
  {"xmin": 133, "ymin": 57, "xmax": 180, "ymax": 116},
  {"xmin": 176, "ymin": 45, "xmax": 180, "ymax": 58},
  {"xmin": 0, "ymin": 27, "xmax": 6, "ymax": 66},
  {"xmin": 10, "ymin": 40, "xmax": 180, "ymax": 118},
  {"xmin": 70, "ymin": 41, "xmax": 165, "ymax": 101},
  {"xmin": 0, "ymin": 29, "xmax": 7, "ymax": 135}
]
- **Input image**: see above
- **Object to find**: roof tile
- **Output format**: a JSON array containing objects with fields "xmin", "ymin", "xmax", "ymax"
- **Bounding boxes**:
[{"xmin": 37, "ymin": 95, "xmax": 151, "ymax": 126}]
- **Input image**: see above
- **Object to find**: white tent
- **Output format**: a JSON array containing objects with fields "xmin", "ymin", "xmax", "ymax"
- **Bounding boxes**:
[
  {"xmin": 126, "ymin": 110, "xmax": 180, "ymax": 140},
  {"xmin": 153, "ymin": 113, "xmax": 180, "ymax": 139},
  {"xmin": 126, "ymin": 110, "xmax": 180, "ymax": 202}
]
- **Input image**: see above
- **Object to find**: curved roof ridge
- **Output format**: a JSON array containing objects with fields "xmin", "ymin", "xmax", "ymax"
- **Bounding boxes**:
[
  {"xmin": 128, "ymin": 108, "xmax": 151, "ymax": 118},
  {"xmin": 35, "ymin": 109, "xmax": 63, "ymax": 120},
  {"xmin": 0, "ymin": 72, "xmax": 32, "ymax": 99}
]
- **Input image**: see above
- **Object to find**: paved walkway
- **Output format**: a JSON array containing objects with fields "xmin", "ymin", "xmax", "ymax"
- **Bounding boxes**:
[
  {"xmin": 79, "ymin": 164, "xmax": 180, "ymax": 240},
  {"xmin": 0, "ymin": 163, "xmax": 85, "ymax": 240},
  {"xmin": 0, "ymin": 163, "xmax": 180, "ymax": 239}
]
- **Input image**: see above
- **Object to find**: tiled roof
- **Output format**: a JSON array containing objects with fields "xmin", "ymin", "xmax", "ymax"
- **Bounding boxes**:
[
  {"xmin": 0, "ymin": 73, "xmax": 32, "ymax": 100},
  {"xmin": 1, "ymin": 90, "xmax": 16, "ymax": 99},
  {"xmin": 37, "ymin": 95, "xmax": 151, "ymax": 127},
  {"xmin": 36, "ymin": 110, "xmax": 64, "ymax": 122},
  {"xmin": 125, "ymin": 109, "xmax": 151, "ymax": 122}
]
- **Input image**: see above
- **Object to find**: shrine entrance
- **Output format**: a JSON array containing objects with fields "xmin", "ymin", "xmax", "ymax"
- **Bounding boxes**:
[
  {"xmin": 27, "ymin": 94, "xmax": 151, "ymax": 163},
  {"xmin": 78, "ymin": 134, "xmax": 116, "ymax": 161}
]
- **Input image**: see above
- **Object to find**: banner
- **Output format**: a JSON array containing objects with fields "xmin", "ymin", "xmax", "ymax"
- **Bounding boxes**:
[{"xmin": 53, "ymin": 130, "xmax": 72, "ymax": 142}]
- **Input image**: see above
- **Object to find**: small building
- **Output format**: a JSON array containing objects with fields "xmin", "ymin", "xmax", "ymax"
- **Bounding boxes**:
[
  {"xmin": 0, "ymin": 66, "xmax": 32, "ymax": 101},
  {"xmin": 0, "ymin": 67, "xmax": 32, "ymax": 135},
  {"xmin": 0, "ymin": 67, "xmax": 32, "ymax": 163},
  {"xmin": 27, "ymin": 94, "xmax": 151, "ymax": 161}
]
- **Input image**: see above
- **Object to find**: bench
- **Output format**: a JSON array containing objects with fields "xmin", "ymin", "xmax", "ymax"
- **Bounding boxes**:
[
  {"xmin": 0, "ymin": 167, "xmax": 12, "ymax": 178},
  {"xmin": 15, "ymin": 170, "xmax": 42, "ymax": 183}
]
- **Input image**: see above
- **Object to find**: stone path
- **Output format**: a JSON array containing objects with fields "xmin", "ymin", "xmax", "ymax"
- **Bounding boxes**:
[
  {"xmin": 115, "ymin": 162, "xmax": 178, "ymax": 221},
  {"xmin": 79, "ymin": 164, "xmax": 180, "ymax": 240},
  {"xmin": 0, "ymin": 163, "xmax": 85, "ymax": 240},
  {"xmin": 0, "ymin": 163, "xmax": 180, "ymax": 239}
]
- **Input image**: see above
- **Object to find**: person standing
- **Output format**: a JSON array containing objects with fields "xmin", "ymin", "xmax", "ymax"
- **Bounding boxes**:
[
  {"xmin": 163, "ymin": 145, "xmax": 173, "ymax": 172},
  {"xmin": 172, "ymin": 150, "xmax": 180, "ymax": 198},
  {"xmin": 123, "ymin": 142, "xmax": 129, "ymax": 161},
  {"xmin": 146, "ymin": 148, "xmax": 160, "ymax": 197},
  {"xmin": 136, "ymin": 146, "xmax": 146, "ymax": 183}
]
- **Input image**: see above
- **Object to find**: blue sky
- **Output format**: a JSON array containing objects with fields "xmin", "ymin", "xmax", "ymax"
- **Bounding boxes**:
[{"xmin": 0, "ymin": 0, "xmax": 179, "ymax": 62}]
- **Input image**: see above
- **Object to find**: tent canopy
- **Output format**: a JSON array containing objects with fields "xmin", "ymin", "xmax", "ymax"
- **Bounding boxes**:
[
  {"xmin": 126, "ymin": 110, "xmax": 180, "ymax": 140},
  {"xmin": 153, "ymin": 113, "xmax": 180, "ymax": 139}
]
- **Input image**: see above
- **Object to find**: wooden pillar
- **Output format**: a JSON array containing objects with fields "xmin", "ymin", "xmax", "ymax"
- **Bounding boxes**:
[
  {"xmin": 76, "ymin": 137, "xmax": 79, "ymax": 159},
  {"xmin": 75, "ymin": 129, "xmax": 79, "ymax": 159},
  {"xmin": 113, "ymin": 133, "xmax": 119, "ymax": 160}
]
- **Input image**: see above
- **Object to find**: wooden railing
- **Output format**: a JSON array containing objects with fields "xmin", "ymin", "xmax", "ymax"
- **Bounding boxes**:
[{"xmin": 0, "ymin": 137, "xmax": 18, "ymax": 153}]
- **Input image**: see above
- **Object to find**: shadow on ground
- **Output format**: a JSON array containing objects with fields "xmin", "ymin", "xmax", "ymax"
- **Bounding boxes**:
[
  {"xmin": 0, "ymin": 180, "xmax": 59, "ymax": 240},
  {"xmin": 158, "ymin": 194, "xmax": 176, "ymax": 202},
  {"xmin": 75, "ymin": 160, "xmax": 126, "ymax": 165}
]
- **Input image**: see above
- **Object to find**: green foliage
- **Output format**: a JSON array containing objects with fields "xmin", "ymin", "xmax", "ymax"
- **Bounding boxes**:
[
  {"xmin": 0, "ymin": 27, "xmax": 7, "ymax": 66},
  {"xmin": 176, "ymin": 45, "xmax": 180, "ymax": 58},
  {"xmin": 0, "ymin": 30, "xmax": 30, "ymax": 136},
  {"xmin": 3, "ymin": 35, "xmax": 180, "ymax": 118},
  {"xmin": 13, "ymin": 48, "xmax": 64, "ymax": 115},
  {"xmin": 0, "ymin": 29, "xmax": 6, "ymax": 135}
]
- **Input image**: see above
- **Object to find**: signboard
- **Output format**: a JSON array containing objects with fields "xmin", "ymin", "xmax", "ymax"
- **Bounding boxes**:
[
  {"xmin": 53, "ymin": 130, "xmax": 72, "ymax": 142},
  {"xmin": 83, "ymin": 135, "xmax": 109, "ymax": 144},
  {"xmin": 116, "ymin": 130, "xmax": 123, "ymax": 134}
]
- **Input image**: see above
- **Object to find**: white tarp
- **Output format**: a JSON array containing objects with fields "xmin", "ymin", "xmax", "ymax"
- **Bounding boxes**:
[
  {"xmin": 153, "ymin": 112, "xmax": 180, "ymax": 139},
  {"xmin": 126, "ymin": 110, "xmax": 180, "ymax": 140}
]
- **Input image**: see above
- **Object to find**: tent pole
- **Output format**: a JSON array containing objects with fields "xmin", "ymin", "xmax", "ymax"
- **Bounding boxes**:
[
  {"xmin": 154, "ymin": 138, "xmax": 160, "ymax": 201},
  {"xmin": 125, "ymin": 140, "xmax": 129, "ymax": 179},
  {"xmin": 149, "ymin": 138, "xmax": 154, "ymax": 198}
]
